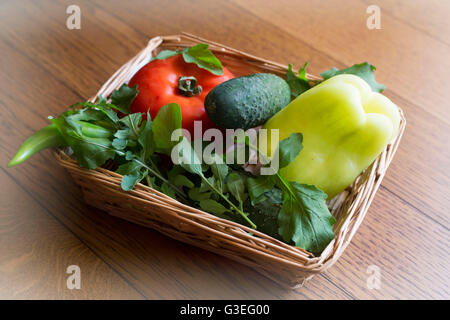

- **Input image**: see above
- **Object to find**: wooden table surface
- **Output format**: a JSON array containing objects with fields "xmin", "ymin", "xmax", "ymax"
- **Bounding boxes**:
[{"xmin": 1, "ymin": 0, "xmax": 449, "ymax": 300}]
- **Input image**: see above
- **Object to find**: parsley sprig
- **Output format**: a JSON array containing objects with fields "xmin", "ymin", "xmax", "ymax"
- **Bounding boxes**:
[
  {"xmin": 286, "ymin": 61, "xmax": 386, "ymax": 98},
  {"xmin": 152, "ymin": 43, "xmax": 224, "ymax": 75}
]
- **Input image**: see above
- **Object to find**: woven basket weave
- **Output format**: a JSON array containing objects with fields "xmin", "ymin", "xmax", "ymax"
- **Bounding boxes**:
[{"xmin": 54, "ymin": 33, "xmax": 406, "ymax": 288}]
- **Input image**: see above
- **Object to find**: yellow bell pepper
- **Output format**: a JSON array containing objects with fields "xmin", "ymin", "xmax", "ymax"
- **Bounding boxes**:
[{"xmin": 262, "ymin": 74, "xmax": 400, "ymax": 199}]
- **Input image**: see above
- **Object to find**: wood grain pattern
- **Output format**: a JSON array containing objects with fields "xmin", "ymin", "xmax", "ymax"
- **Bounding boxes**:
[
  {"xmin": 0, "ymin": 0, "xmax": 448, "ymax": 299},
  {"xmin": 360, "ymin": 0, "xmax": 450, "ymax": 46},
  {"xmin": 0, "ymin": 170, "xmax": 143, "ymax": 299}
]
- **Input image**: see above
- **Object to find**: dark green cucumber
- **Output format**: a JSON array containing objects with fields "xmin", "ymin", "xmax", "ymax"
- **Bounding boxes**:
[{"xmin": 204, "ymin": 73, "xmax": 290, "ymax": 130}]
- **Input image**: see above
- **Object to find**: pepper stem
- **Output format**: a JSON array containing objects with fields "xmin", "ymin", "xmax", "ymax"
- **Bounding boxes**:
[{"xmin": 178, "ymin": 76, "xmax": 202, "ymax": 97}]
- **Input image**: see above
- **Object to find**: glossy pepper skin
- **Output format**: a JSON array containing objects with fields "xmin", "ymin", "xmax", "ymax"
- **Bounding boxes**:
[
  {"xmin": 7, "ymin": 124, "xmax": 64, "ymax": 167},
  {"xmin": 262, "ymin": 74, "xmax": 400, "ymax": 199},
  {"xmin": 129, "ymin": 54, "xmax": 234, "ymax": 134}
]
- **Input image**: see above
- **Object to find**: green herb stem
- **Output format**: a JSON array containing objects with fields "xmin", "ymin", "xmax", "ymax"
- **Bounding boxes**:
[
  {"xmin": 148, "ymin": 157, "xmax": 163, "ymax": 177},
  {"xmin": 145, "ymin": 174, "xmax": 153, "ymax": 188},
  {"xmin": 202, "ymin": 177, "xmax": 256, "ymax": 229},
  {"xmin": 122, "ymin": 155, "xmax": 187, "ymax": 200},
  {"xmin": 127, "ymin": 114, "xmax": 139, "ymax": 138}
]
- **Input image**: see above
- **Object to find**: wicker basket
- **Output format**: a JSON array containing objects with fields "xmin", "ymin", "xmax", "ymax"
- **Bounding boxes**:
[{"xmin": 54, "ymin": 33, "xmax": 406, "ymax": 288}]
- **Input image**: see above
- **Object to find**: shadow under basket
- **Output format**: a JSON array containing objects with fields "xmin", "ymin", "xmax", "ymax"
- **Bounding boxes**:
[{"xmin": 54, "ymin": 33, "xmax": 406, "ymax": 289}]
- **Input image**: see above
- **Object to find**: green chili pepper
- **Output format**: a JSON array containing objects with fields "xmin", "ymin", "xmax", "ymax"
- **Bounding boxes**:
[
  {"xmin": 8, "ymin": 124, "xmax": 65, "ymax": 167},
  {"xmin": 73, "ymin": 120, "xmax": 112, "ymax": 138},
  {"xmin": 8, "ymin": 120, "xmax": 113, "ymax": 167}
]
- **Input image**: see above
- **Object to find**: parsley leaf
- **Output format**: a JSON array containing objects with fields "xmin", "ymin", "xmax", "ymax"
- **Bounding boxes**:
[
  {"xmin": 320, "ymin": 62, "xmax": 386, "ymax": 93},
  {"xmin": 172, "ymin": 175, "xmax": 195, "ymax": 188},
  {"xmin": 137, "ymin": 114, "xmax": 154, "ymax": 161},
  {"xmin": 111, "ymin": 84, "xmax": 138, "ymax": 114},
  {"xmin": 111, "ymin": 138, "xmax": 127, "ymax": 150},
  {"xmin": 286, "ymin": 63, "xmax": 311, "ymax": 98},
  {"xmin": 119, "ymin": 113, "xmax": 141, "ymax": 139},
  {"xmin": 226, "ymin": 172, "xmax": 248, "ymax": 208},
  {"xmin": 247, "ymin": 175, "xmax": 275, "ymax": 204},
  {"xmin": 116, "ymin": 161, "xmax": 147, "ymax": 191},
  {"xmin": 277, "ymin": 133, "xmax": 303, "ymax": 169},
  {"xmin": 188, "ymin": 188, "xmax": 212, "ymax": 201},
  {"xmin": 121, "ymin": 172, "xmax": 145, "ymax": 191},
  {"xmin": 199, "ymin": 199, "xmax": 229, "ymax": 215},
  {"xmin": 181, "ymin": 44, "xmax": 224, "ymax": 75},
  {"xmin": 161, "ymin": 182, "xmax": 177, "ymax": 199},
  {"xmin": 245, "ymin": 189, "xmax": 283, "ymax": 240},
  {"xmin": 152, "ymin": 49, "xmax": 180, "ymax": 60},
  {"xmin": 172, "ymin": 137, "xmax": 204, "ymax": 176},
  {"xmin": 205, "ymin": 153, "xmax": 229, "ymax": 193},
  {"xmin": 277, "ymin": 181, "xmax": 335, "ymax": 254},
  {"xmin": 50, "ymin": 116, "xmax": 115, "ymax": 169},
  {"xmin": 152, "ymin": 44, "xmax": 224, "ymax": 75},
  {"xmin": 152, "ymin": 103, "xmax": 182, "ymax": 154}
]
